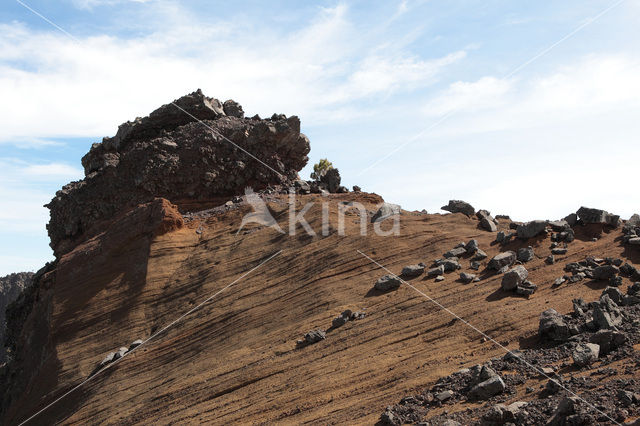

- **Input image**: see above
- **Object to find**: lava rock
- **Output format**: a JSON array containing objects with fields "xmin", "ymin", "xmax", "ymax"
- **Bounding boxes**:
[
  {"xmin": 303, "ymin": 329, "xmax": 326, "ymax": 344},
  {"xmin": 441, "ymin": 200, "xmax": 475, "ymax": 216},
  {"xmin": 593, "ymin": 265, "xmax": 619, "ymax": 280},
  {"xmin": 517, "ymin": 220, "xmax": 547, "ymax": 239},
  {"xmin": 488, "ymin": 251, "xmax": 517, "ymax": 271},
  {"xmin": 517, "ymin": 246, "xmax": 535, "ymax": 262},
  {"xmin": 577, "ymin": 206, "xmax": 621, "ymax": 227},
  {"xmin": 502, "ymin": 265, "xmax": 528, "ymax": 291},
  {"xmin": 401, "ymin": 264, "xmax": 425, "ymax": 278},
  {"xmin": 572, "ymin": 343, "xmax": 600, "ymax": 367},
  {"xmin": 460, "ymin": 272, "xmax": 476, "ymax": 284},
  {"xmin": 371, "ymin": 203, "xmax": 401, "ymax": 223},
  {"xmin": 375, "ymin": 275, "xmax": 402, "ymax": 291},
  {"xmin": 539, "ymin": 309, "xmax": 570, "ymax": 342},
  {"xmin": 468, "ymin": 375, "xmax": 505, "ymax": 400}
]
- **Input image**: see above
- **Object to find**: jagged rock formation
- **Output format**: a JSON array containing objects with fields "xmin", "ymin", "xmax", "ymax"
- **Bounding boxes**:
[
  {"xmin": 46, "ymin": 89, "xmax": 310, "ymax": 256},
  {"xmin": 0, "ymin": 272, "xmax": 33, "ymax": 363}
]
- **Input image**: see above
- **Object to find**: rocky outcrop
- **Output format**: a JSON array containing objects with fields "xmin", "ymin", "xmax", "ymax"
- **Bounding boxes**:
[
  {"xmin": 0, "ymin": 272, "xmax": 34, "ymax": 363},
  {"xmin": 46, "ymin": 90, "xmax": 310, "ymax": 256}
]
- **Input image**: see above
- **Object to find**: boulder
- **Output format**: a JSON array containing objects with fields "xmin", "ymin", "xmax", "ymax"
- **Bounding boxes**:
[
  {"xmin": 113, "ymin": 346, "xmax": 129, "ymax": 361},
  {"xmin": 589, "ymin": 329, "xmax": 627, "ymax": 354},
  {"xmin": 128, "ymin": 339, "xmax": 143, "ymax": 351},
  {"xmin": 551, "ymin": 247, "xmax": 568, "ymax": 255},
  {"xmin": 548, "ymin": 220, "xmax": 570, "ymax": 231},
  {"xmin": 477, "ymin": 210, "xmax": 497, "ymax": 232},
  {"xmin": 400, "ymin": 264, "xmax": 425, "ymax": 278},
  {"xmin": 516, "ymin": 280, "xmax": 537, "ymax": 296},
  {"xmin": 576, "ymin": 207, "xmax": 621, "ymax": 227},
  {"xmin": 426, "ymin": 265, "xmax": 445, "ymax": 278},
  {"xmin": 222, "ymin": 99, "xmax": 244, "ymax": 118},
  {"xmin": 332, "ymin": 310, "xmax": 353, "ymax": 328},
  {"xmin": 487, "ymin": 251, "xmax": 516, "ymax": 271},
  {"xmin": 516, "ymin": 246, "xmax": 534, "ymax": 262},
  {"xmin": 352, "ymin": 185, "xmax": 361, "ymax": 192},
  {"xmin": 435, "ymin": 390, "xmax": 454, "ymax": 402},
  {"xmin": 472, "ymin": 249, "xmax": 488, "ymax": 261},
  {"xmin": 441, "ymin": 200, "xmax": 475, "ymax": 216},
  {"xmin": 563, "ymin": 213, "xmax": 578, "ymax": 227},
  {"xmin": 468, "ymin": 375, "xmax": 505, "ymax": 400},
  {"xmin": 516, "ymin": 220, "xmax": 547, "ymax": 239},
  {"xmin": 601, "ymin": 287, "xmax": 624, "ymax": 306},
  {"xmin": 444, "ymin": 247, "xmax": 467, "ymax": 258},
  {"xmin": 593, "ymin": 295, "xmax": 623, "ymax": 329},
  {"xmin": 502, "ymin": 265, "xmax": 528, "ymax": 291},
  {"xmin": 465, "ymin": 239, "xmax": 479, "ymax": 253},
  {"xmin": 320, "ymin": 168, "xmax": 341, "ymax": 193},
  {"xmin": 539, "ymin": 309, "xmax": 570, "ymax": 342},
  {"xmin": 371, "ymin": 203, "xmax": 401, "ymax": 223},
  {"xmin": 460, "ymin": 272, "xmax": 476, "ymax": 284},
  {"xmin": 572, "ymin": 343, "xmax": 600, "ymax": 367},
  {"xmin": 593, "ymin": 265, "xmax": 619, "ymax": 281},
  {"xmin": 375, "ymin": 275, "xmax": 402, "ymax": 291},
  {"xmin": 303, "ymin": 329, "xmax": 326, "ymax": 344}
]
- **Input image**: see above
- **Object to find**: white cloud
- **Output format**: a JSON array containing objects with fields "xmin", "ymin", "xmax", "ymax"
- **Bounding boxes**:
[
  {"xmin": 22, "ymin": 163, "xmax": 83, "ymax": 179},
  {"xmin": 421, "ymin": 54, "xmax": 640, "ymax": 136},
  {"xmin": 362, "ymin": 53, "xmax": 640, "ymax": 220},
  {"xmin": 0, "ymin": 5, "xmax": 463, "ymax": 144}
]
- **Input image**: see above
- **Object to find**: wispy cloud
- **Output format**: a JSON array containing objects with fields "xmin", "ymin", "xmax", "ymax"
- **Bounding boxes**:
[{"xmin": 0, "ymin": 3, "xmax": 464, "ymax": 143}]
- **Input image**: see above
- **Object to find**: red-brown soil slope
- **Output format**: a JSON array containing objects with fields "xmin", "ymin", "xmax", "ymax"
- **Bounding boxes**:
[{"xmin": 3, "ymin": 193, "xmax": 637, "ymax": 425}]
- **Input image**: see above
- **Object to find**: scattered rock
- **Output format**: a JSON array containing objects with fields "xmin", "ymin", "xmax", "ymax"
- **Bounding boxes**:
[
  {"xmin": 502, "ymin": 265, "xmax": 528, "ymax": 291},
  {"xmin": 517, "ymin": 220, "xmax": 547, "ymax": 239},
  {"xmin": 401, "ymin": 264, "xmax": 425, "ymax": 278},
  {"xmin": 539, "ymin": 309, "xmax": 570, "ymax": 342},
  {"xmin": 589, "ymin": 329, "xmax": 626, "ymax": 355},
  {"xmin": 371, "ymin": 203, "xmax": 401, "ymax": 223},
  {"xmin": 577, "ymin": 207, "xmax": 621, "ymax": 227},
  {"xmin": 593, "ymin": 265, "xmax": 619, "ymax": 280},
  {"xmin": 465, "ymin": 239, "xmax": 479, "ymax": 254},
  {"xmin": 477, "ymin": 210, "xmax": 498, "ymax": 232},
  {"xmin": 441, "ymin": 200, "xmax": 475, "ymax": 216},
  {"xmin": 332, "ymin": 310, "xmax": 353, "ymax": 328},
  {"xmin": 472, "ymin": 249, "xmax": 488, "ymax": 261},
  {"xmin": 517, "ymin": 246, "xmax": 535, "ymax": 262},
  {"xmin": 572, "ymin": 343, "xmax": 600, "ymax": 367},
  {"xmin": 551, "ymin": 247, "xmax": 568, "ymax": 255},
  {"xmin": 546, "ymin": 255, "xmax": 555, "ymax": 265},
  {"xmin": 488, "ymin": 251, "xmax": 517, "ymax": 271},
  {"xmin": 468, "ymin": 375, "xmax": 505, "ymax": 400},
  {"xmin": 444, "ymin": 247, "xmax": 467, "ymax": 259},
  {"xmin": 427, "ymin": 265, "xmax": 445, "ymax": 278},
  {"xmin": 435, "ymin": 390, "xmax": 454, "ymax": 402},
  {"xmin": 352, "ymin": 185, "xmax": 361, "ymax": 192},
  {"xmin": 375, "ymin": 275, "xmax": 402, "ymax": 291},
  {"xmin": 516, "ymin": 280, "xmax": 537, "ymax": 296},
  {"xmin": 303, "ymin": 330, "xmax": 326, "ymax": 344},
  {"xmin": 460, "ymin": 273, "xmax": 476, "ymax": 284}
]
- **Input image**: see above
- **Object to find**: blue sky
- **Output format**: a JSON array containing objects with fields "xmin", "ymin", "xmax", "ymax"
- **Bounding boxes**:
[{"xmin": 1, "ymin": 0, "xmax": 639, "ymax": 275}]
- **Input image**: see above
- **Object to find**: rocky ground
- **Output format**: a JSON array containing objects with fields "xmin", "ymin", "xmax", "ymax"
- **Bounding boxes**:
[{"xmin": 2, "ymin": 93, "xmax": 640, "ymax": 425}]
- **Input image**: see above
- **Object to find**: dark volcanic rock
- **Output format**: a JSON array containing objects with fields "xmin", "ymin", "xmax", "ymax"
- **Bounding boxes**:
[
  {"xmin": 0, "ymin": 272, "xmax": 34, "ymax": 363},
  {"xmin": 576, "ymin": 207, "xmax": 621, "ymax": 227},
  {"xmin": 46, "ymin": 90, "xmax": 310, "ymax": 256},
  {"xmin": 441, "ymin": 200, "xmax": 475, "ymax": 216}
]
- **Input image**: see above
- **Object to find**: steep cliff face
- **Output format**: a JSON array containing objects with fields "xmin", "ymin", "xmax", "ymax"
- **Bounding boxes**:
[
  {"xmin": 0, "ymin": 272, "xmax": 34, "ymax": 363},
  {"xmin": 46, "ymin": 90, "xmax": 310, "ymax": 257}
]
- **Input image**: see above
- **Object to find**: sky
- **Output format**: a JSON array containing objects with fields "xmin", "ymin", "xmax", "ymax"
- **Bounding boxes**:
[{"xmin": 0, "ymin": 0, "xmax": 639, "ymax": 275}]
